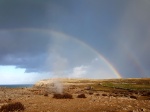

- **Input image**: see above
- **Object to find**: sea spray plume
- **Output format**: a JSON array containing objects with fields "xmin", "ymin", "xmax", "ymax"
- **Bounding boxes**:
[{"xmin": 52, "ymin": 79, "xmax": 64, "ymax": 94}]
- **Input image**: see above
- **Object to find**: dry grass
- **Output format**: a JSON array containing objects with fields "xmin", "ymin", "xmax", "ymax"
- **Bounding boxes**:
[
  {"xmin": 0, "ymin": 102, "xmax": 25, "ymax": 112},
  {"xmin": 1, "ymin": 78, "xmax": 150, "ymax": 112}
]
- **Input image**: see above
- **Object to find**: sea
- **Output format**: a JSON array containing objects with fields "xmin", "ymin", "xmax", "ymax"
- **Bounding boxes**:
[{"xmin": 0, "ymin": 84, "xmax": 33, "ymax": 88}]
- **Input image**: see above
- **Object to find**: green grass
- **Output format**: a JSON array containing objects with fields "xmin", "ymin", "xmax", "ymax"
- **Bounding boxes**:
[
  {"xmin": 101, "ymin": 82, "xmax": 150, "ymax": 90},
  {"xmin": 86, "ymin": 78, "xmax": 150, "ymax": 91},
  {"xmin": 58, "ymin": 78, "xmax": 150, "ymax": 92},
  {"xmin": 92, "ymin": 84, "xmax": 114, "ymax": 92}
]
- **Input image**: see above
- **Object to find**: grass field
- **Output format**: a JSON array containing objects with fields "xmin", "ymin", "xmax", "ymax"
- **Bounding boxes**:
[{"xmin": 84, "ymin": 78, "xmax": 150, "ymax": 92}]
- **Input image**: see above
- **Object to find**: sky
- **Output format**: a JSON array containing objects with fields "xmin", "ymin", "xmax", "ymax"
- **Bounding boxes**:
[{"xmin": 0, "ymin": 0, "xmax": 150, "ymax": 84}]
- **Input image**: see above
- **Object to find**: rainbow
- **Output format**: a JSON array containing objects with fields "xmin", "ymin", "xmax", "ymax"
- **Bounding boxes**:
[
  {"xmin": 123, "ymin": 47, "xmax": 147, "ymax": 77},
  {"xmin": 0, "ymin": 28, "xmax": 122, "ymax": 78}
]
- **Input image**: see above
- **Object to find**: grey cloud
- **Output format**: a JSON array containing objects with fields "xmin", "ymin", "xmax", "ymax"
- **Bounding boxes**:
[
  {"xmin": 0, "ymin": 0, "xmax": 50, "ymax": 28},
  {"xmin": 0, "ymin": 0, "xmax": 150, "ymax": 79},
  {"xmin": 0, "ymin": 30, "xmax": 50, "ymax": 72},
  {"xmin": 0, "ymin": 29, "xmax": 104, "ymax": 75},
  {"xmin": 110, "ymin": 0, "xmax": 150, "ymax": 77},
  {"xmin": 0, "ymin": 31, "xmax": 50, "ymax": 54}
]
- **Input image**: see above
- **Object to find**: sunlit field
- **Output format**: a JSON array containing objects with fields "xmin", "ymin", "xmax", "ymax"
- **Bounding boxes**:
[{"xmin": 0, "ymin": 78, "xmax": 150, "ymax": 112}]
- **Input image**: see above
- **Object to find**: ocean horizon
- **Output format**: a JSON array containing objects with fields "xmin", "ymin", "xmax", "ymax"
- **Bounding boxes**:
[{"xmin": 0, "ymin": 84, "xmax": 33, "ymax": 88}]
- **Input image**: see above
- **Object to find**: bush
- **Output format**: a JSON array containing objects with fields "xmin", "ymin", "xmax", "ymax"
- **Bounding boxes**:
[
  {"xmin": 102, "ymin": 93, "xmax": 107, "ymax": 96},
  {"xmin": 89, "ymin": 92, "xmax": 93, "ymax": 95},
  {"xmin": 95, "ymin": 93, "xmax": 100, "ymax": 96},
  {"xmin": 44, "ymin": 93, "xmax": 48, "ymax": 97},
  {"xmin": 0, "ymin": 102, "xmax": 25, "ymax": 112},
  {"xmin": 130, "ymin": 95, "xmax": 137, "ymax": 99},
  {"xmin": 53, "ymin": 93, "xmax": 73, "ymax": 99},
  {"xmin": 77, "ymin": 94, "xmax": 86, "ymax": 98}
]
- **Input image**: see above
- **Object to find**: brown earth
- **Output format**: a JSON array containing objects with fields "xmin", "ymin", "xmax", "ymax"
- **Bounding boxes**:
[{"xmin": 0, "ymin": 79, "xmax": 150, "ymax": 112}]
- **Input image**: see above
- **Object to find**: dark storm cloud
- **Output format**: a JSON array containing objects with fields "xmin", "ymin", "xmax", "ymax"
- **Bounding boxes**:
[
  {"xmin": 0, "ymin": 30, "xmax": 99, "ymax": 73},
  {"xmin": 0, "ymin": 31, "xmax": 49, "ymax": 54},
  {"xmin": 0, "ymin": 0, "xmax": 75, "ymax": 29},
  {"xmin": 0, "ymin": 0, "xmax": 150, "ymax": 78},
  {"xmin": 0, "ymin": 30, "xmax": 50, "ymax": 72},
  {"xmin": 0, "ymin": 0, "xmax": 49, "ymax": 28}
]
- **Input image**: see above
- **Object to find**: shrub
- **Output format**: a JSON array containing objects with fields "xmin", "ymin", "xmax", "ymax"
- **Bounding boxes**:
[
  {"xmin": 0, "ymin": 102, "xmax": 25, "ymax": 112},
  {"xmin": 147, "ymin": 92, "xmax": 150, "ymax": 96},
  {"xmin": 44, "ymin": 93, "xmax": 48, "ymax": 97},
  {"xmin": 53, "ymin": 93, "xmax": 73, "ymax": 99},
  {"xmin": 8, "ymin": 98, "xmax": 11, "ymax": 101},
  {"xmin": 95, "ymin": 93, "xmax": 100, "ymax": 96},
  {"xmin": 102, "ymin": 93, "xmax": 107, "ymax": 96},
  {"xmin": 89, "ymin": 92, "xmax": 93, "ymax": 95},
  {"xmin": 77, "ymin": 94, "xmax": 86, "ymax": 98},
  {"xmin": 130, "ymin": 95, "xmax": 137, "ymax": 99}
]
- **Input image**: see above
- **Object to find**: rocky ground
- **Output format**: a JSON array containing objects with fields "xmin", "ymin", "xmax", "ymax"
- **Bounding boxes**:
[{"xmin": 0, "ymin": 78, "xmax": 150, "ymax": 112}]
